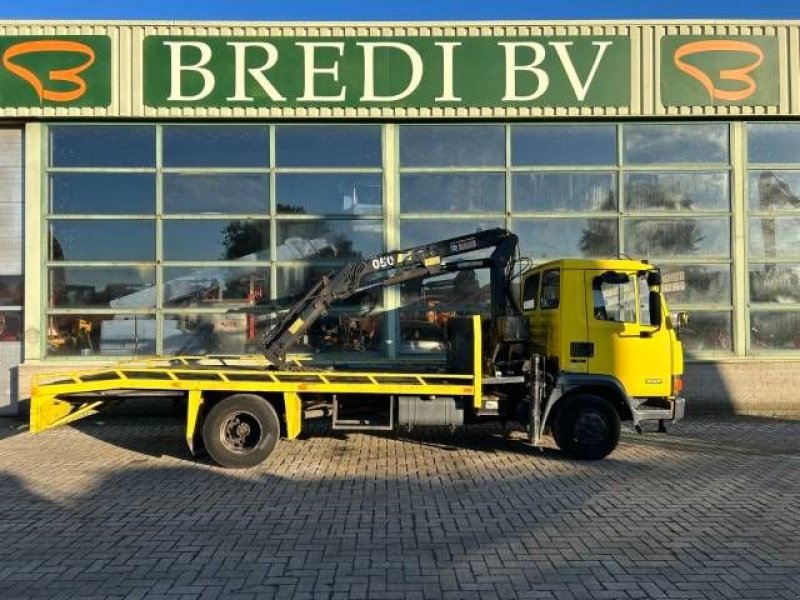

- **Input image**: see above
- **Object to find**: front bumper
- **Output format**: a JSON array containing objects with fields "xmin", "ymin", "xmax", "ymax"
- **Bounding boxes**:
[{"xmin": 632, "ymin": 396, "xmax": 686, "ymax": 427}]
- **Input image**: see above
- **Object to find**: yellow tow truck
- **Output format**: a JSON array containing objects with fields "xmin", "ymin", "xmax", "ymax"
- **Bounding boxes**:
[{"xmin": 30, "ymin": 228, "xmax": 686, "ymax": 468}]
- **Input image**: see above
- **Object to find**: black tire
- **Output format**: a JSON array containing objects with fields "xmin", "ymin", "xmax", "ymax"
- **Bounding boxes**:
[
  {"xmin": 202, "ymin": 394, "xmax": 280, "ymax": 468},
  {"xmin": 553, "ymin": 394, "xmax": 620, "ymax": 460}
]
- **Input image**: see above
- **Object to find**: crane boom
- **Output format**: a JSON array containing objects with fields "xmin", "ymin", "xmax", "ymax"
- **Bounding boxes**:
[{"xmin": 262, "ymin": 228, "xmax": 519, "ymax": 369}]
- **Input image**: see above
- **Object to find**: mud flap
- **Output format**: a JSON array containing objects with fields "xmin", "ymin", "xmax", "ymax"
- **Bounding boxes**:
[
  {"xmin": 185, "ymin": 390, "xmax": 204, "ymax": 455},
  {"xmin": 283, "ymin": 391, "xmax": 302, "ymax": 439}
]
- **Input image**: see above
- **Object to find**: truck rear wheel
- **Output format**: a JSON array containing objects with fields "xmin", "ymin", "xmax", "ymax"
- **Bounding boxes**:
[
  {"xmin": 553, "ymin": 394, "xmax": 620, "ymax": 460},
  {"xmin": 203, "ymin": 394, "xmax": 280, "ymax": 468}
]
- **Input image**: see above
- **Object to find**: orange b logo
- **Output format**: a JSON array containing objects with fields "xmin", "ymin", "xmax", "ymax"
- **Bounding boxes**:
[
  {"xmin": 2, "ymin": 40, "xmax": 95, "ymax": 102},
  {"xmin": 673, "ymin": 40, "xmax": 764, "ymax": 102}
]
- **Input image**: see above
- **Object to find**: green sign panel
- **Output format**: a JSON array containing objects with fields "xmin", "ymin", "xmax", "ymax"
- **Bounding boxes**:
[
  {"xmin": 661, "ymin": 35, "xmax": 779, "ymax": 106},
  {"xmin": 143, "ymin": 36, "xmax": 631, "ymax": 109},
  {"xmin": 0, "ymin": 36, "xmax": 111, "ymax": 108}
]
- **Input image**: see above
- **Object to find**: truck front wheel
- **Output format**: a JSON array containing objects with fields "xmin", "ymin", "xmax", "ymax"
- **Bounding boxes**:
[
  {"xmin": 553, "ymin": 394, "xmax": 620, "ymax": 460},
  {"xmin": 203, "ymin": 394, "xmax": 280, "ymax": 468}
]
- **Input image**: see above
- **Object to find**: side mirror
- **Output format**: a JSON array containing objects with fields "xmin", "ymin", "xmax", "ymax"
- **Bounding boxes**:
[{"xmin": 647, "ymin": 291, "xmax": 662, "ymax": 329}]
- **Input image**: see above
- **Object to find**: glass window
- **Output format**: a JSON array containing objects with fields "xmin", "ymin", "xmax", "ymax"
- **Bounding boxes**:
[
  {"xmin": 399, "ymin": 219, "xmax": 505, "ymax": 254},
  {"xmin": 400, "ymin": 173, "xmax": 505, "ymax": 213},
  {"xmin": 513, "ymin": 172, "xmax": 616, "ymax": 212},
  {"xmin": 748, "ymin": 171, "xmax": 800, "ymax": 211},
  {"xmin": 49, "ymin": 267, "xmax": 156, "ymax": 309},
  {"xmin": 276, "ymin": 125, "xmax": 381, "ymax": 167},
  {"xmin": 512, "ymin": 125, "xmax": 616, "ymax": 166},
  {"xmin": 749, "ymin": 217, "xmax": 800, "ymax": 260},
  {"xmin": 49, "ymin": 220, "xmax": 155, "ymax": 262},
  {"xmin": 679, "ymin": 311, "xmax": 732, "ymax": 353},
  {"xmin": 623, "ymin": 124, "xmax": 728, "ymax": 164},
  {"xmin": 163, "ymin": 220, "xmax": 269, "ymax": 261},
  {"xmin": 47, "ymin": 314, "xmax": 156, "ymax": 356},
  {"xmin": 522, "ymin": 273, "xmax": 540, "ymax": 310},
  {"xmin": 660, "ymin": 265, "xmax": 731, "ymax": 306},
  {"xmin": 515, "ymin": 219, "xmax": 618, "ymax": 260},
  {"xmin": 50, "ymin": 125, "xmax": 155, "ymax": 167},
  {"xmin": 0, "ymin": 310, "xmax": 22, "ymax": 342},
  {"xmin": 747, "ymin": 124, "xmax": 800, "ymax": 164},
  {"xmin": 0, "ymin": 275, "xmax": 23, "ymax": 306},
  {"xmin": 164, "ymin": 125, "xmax": 269, "ymax": 167},
  {"xmin": 592, "ymin": 273, "xmax": 636, "ymax": 322},
  {"xmin": 625, "ymin": 218, "xmax": 730, "ymax": 259},
  {"xmin": 276, "ymin": 220, "xmax": 383, "ymax": 262},
  {"xmin": 162, "ymin": 312, "xmax": 265, "ymax": 355},
  {"xmin": 540, "ymin": 269, "xmax": 560, "ymax": 310},
  {"xmin": 164, "ymin": 174, "xmax": 269, "ymax": 214},
  {"xmin": 163, "ymin": 267, "xmax": 269, "ymax": 309},
  {"xmin": 750, "ymin": 265, "xmax": 800, "ymax": 304},
  {"xmin": 625, "ymin": 172, "xmax": 729, "ymax": 212},
  {"xmin": 750, "ymin": 311, "xmax": 800, "ymax": 351},
  {"xmin": 50, "ymin": 174, "xmax": 156, "ymax": 215},
  {"xmin": 400, "ymin": 125, "xmax": 504, "ymax": 167},
  {"xmin": 276, "ymin": 174, "xmax": 382, "ymax": 216}
]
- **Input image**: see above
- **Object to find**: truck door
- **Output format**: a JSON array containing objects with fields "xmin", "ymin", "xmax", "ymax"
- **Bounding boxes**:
[{"xmin": 584, "ymin": 270, "xmax": 672, "ymax": 399}]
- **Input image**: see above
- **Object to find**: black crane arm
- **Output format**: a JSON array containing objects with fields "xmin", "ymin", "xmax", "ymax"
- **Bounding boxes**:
[{"xmin": 261, "ymin": 227, "xmax": 519, "ymax": 369}]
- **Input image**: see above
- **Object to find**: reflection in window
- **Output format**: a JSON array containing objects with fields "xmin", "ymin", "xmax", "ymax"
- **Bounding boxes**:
[
  {"xmin": 277, "ymin": 220, "xmax": 382, "ymax": 262},
  {"xmin": 50, "ymin": 125, "xmax": 155, "ymax": 168},
  {"xmin": 275, "ymin": 265, "xmax": 383, "ymax": 358},
  {"xmin": 400, "ymin": 220, "xmax": 505, "ymax": 252},
  {"xmin": 624, "ymin": 123, "xmax": 728, "ymax": 164},
  {"xmin": 513, "ymin": 172, "xmax": 616, "ymax": 212},
  {"xmin": 277, "ymin": 174, "xmax": 382, "ymax": 216},
  {"xmin": 679, "ymin": 311, "xmax": 732, "ymax": 353},
  {"xmin": 625, "ymin": 218, "xmax": 729, "ymax": 259},
  {"xmin": 748, "ymin": 217, "xmax": 800, "ymax": 260},
  {"xmin": 512, "ymin": 124, "xmax": 616, "ymax": 166},
  {"xmin": 748, "ymin": 171, "xmax": 800, "ymax": 211},
  {"xmin": 399, "ymin": 270, "xmax": 490, "ymax": 356},
  {"xmin": 751, "ymin": 311, "xmax": 800, "ymax": 350},
  {"xmin": 750, "ymin": 265, "xmax": 800, "ymax": 304},
  {"xmin": 400, "ymin": 173, "xmax": 505, "ymax": 213},
  {"xmin": 540, "ymin": 270, "xmax": 560, "ymax": 310},
  {"xmin": 625, "ymin": 172, "xmax": 729, "ymax": 212},
  {"xmin": 164, "ymin": 174, "xmax": 268, "ymax": 214},
  {"xmin": 659, "ymin": 266, "xmax": 731, "ymax": 306},
  {"xmin": 400, "ymin": 125, "xmax": 504, "ymax": 167},
  {"xmin": 163, "ymin": 220, "xmax": 269, "ymax": 261},
  {"xmin": 276, "ymin": 125, "xmax": 382, "ymax": 167},
  {"xmin": 164, "ymin": 125, "xmax": 269, "ymax": 167},
  {"xmin": 0, "ymin": 310, "xmax": 22, "ymax": 342},
  {"xmin": 49, "ymin": 267, "xmax": 155, "ymax": 309},
  {"xmin": 49, "ymin": 220, "xmax": 155, "ymax": 262},
  {"xmin": 163, "ymin": 267, "xmax": 269, "ymax": 308},
  {"xmin": 747, "ymin": 123, "xmax": 800, "ymax": 164},
  {"xmin": 593, "ymin": 274, "xmax": 636, "ymax": 322},
  {"xmin": 515, "ymin": 219, "xmax": 618, "ymax": 260},
  {"xmin": 50, "ymin": 173, "xmax": 156, "ymax": 214},
  {"xmin": 522, "ymin": 273, "xmax": 540, "ymax": 310},
  {"xmin": 0, "ymin": 275, "xmax": 23, "ymax": 306},
  {"xmin": 47, "ymin": 315, "xmax": 156, "ymax": 356},
  {"xmin": 162, "ymin": 313, "xmax": 266, "ymax": 355}
]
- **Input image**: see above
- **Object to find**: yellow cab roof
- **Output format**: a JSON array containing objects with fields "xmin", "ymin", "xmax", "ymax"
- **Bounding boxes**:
[{"xmin": 529, "ymin": 257, "xmax": 657, "ymax": 272}]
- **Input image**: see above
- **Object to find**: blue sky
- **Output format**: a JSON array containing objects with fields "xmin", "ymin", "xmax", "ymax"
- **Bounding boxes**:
[{"xmin": 0, "ymin": 0, "xmax": 797, "ymax": 21}]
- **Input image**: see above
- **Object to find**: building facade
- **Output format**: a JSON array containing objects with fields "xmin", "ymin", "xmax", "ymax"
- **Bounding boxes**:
[{"xmin": 1, "ymin": 20, "xmax": 800, "ymax": 415}]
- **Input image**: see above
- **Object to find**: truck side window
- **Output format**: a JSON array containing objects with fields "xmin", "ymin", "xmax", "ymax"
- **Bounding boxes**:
[
  {"xmin": 593, "ymin": 273, "xmax": 636, "ymax": 323},
  {"xmin": 539, "ymin": 270, "xmax": 560, "ymax": 310},
  {"xmin": 522, "ymin": 273, "xmax": 540, "ymax": 310}
]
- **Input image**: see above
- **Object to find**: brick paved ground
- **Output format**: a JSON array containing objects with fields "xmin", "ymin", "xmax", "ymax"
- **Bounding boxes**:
[{"xmin": 0, "ymin": 411, "xmax": 798, "ymax": 600}]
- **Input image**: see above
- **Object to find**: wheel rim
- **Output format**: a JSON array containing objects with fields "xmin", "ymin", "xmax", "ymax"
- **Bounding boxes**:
[
  {"xmin": 572, "ymin": 409, "xmax": 608, "ymax": 447},
  {"xmin": 219, "ymin": 411, "xmax": 263, "ymax": 455}
]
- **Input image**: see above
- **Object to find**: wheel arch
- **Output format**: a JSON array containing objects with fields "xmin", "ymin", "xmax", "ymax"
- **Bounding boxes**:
[{"xmin": 544, "ymin": 375, "xmax": 634, "ymax": 429}]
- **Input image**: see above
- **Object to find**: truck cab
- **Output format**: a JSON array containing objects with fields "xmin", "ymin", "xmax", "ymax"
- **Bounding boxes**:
[{"xmin": 519, "ymin": 258, "xmax": 686, "ymax": 451}]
